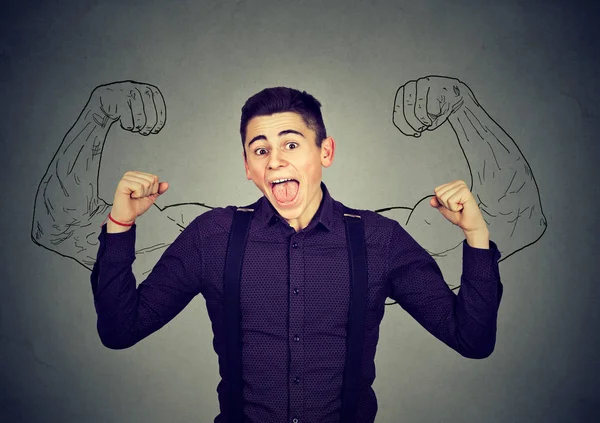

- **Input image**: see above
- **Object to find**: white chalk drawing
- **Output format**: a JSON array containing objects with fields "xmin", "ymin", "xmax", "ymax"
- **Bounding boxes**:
[{"xmin": 31, "ymin": 76, "xmax": 547, "ymax": 306}]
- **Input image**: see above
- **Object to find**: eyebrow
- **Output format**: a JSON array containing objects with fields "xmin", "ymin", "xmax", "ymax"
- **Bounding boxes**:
[{"xmin": 247, "ymin": 129, "xmax": 305, "ymax": 147}]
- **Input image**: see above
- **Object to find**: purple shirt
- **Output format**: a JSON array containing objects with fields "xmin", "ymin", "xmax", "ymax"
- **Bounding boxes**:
[{"xmin": 91, "ymin": 183, "xmax": 502, "ymax": 423}]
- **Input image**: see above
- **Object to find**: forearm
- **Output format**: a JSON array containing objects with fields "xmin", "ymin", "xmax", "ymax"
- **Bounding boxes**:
[
  {"xmin": 32, "ymin": 103, "xmax": 114, "ymax": 246},
  {"xmin": 424, "ymin": 242, "xmax": 502, "ymax": 358},
  {"xmin": 449, "ymin": 86, "xmax": 532, "ymax": 201},
  {"xmin": 42, "ymin": 104, "xmax": 113, "ymax": 211},
  {"xmin": 448, "ymin": 87, "xmax": 547, "ymax": 252},
  {"xmin": 92, "ymin": 226, "xmax": 143, "ymax": 349},
  {"xmin": 451, "ymin": 240, "xmax": 503, "ymax": 357}
]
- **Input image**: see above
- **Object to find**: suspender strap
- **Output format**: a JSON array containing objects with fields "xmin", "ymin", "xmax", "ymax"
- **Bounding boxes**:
[
  {"xmin": 224, "ymin": 206, "xmax": 254, "ymax": 423},
  {"xmin": 340, "ymin": 209, "xmax": 368, "ymax": 423},
  {"xmin": 224, "ymin": 205, "xmax": 368, "ymax": 423}
]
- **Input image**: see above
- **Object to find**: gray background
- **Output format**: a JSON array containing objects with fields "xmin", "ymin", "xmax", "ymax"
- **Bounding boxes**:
[{"xmin": 2, "ymin": 0, "xmax": 599, "ymax": 422}]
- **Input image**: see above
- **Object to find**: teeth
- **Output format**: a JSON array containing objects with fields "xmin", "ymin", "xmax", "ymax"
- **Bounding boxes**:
[{"xmin": 272, "ymin": 178, "xmax": 294, "ymax": 184}]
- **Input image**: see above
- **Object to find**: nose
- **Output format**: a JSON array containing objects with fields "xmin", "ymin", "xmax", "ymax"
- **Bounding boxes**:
[{"xmin": 267, "ymin": 148, "xmax": 287, "ymax": 170}]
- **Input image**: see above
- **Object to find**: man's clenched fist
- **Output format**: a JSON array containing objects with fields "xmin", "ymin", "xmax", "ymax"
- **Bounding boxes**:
[
  {"xmin": 89, "ymin": 80, "xmax": 166, "ymax": 135},
  {"xmin": 430, "ymin": 180, "xmax": 489, "ymax": 248},
  {"xmin": 107, "ymin": 171, "xmax": 169, "ymax": 233}
]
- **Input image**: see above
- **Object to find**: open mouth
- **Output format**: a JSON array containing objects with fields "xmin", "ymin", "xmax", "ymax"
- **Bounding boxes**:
[{"xmin": 270, "ymin": 178, "xmax": 300, "ymax": 205}]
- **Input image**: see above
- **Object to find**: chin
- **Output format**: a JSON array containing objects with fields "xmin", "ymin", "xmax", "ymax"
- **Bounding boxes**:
[{"xmin": 271, "ymin": 197, "xmax": 303, "ymax": 217}]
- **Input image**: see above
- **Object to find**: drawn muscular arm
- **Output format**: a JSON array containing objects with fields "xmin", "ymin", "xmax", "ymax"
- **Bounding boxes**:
[
  {"xmin": 381, "ymin": 76, "xmax": 547, "ymax": 264},
  {"xmin": 31, "ymin": 81, "xmax": 212, "ymax": 275}
]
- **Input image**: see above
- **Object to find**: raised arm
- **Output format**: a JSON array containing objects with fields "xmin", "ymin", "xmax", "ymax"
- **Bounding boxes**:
[
  {"xmin": 31, "ymin": 81, "xmax": 211, "ymax": 276},
  {"xmin": 91, "ymin": 171, "xmax": 211, "ymax": 349},
  {"xmin": 381, "ymin": 76, "xmax": 547, "ymax": 264}
]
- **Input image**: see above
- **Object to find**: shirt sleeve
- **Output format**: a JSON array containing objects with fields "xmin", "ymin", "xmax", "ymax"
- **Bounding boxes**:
[
  {"xmin": 90, "ymin": 220, "xmax": 203, "ymax": 349},
  {"xmin": 387, "ymin": 221, "xmax": 503, "ymax": 358}
]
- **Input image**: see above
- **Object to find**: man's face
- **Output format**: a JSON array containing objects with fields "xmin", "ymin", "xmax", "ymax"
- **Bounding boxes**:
[{"xmin": 243, "ymin": 112, "xmax": 335, "ymax": 230}]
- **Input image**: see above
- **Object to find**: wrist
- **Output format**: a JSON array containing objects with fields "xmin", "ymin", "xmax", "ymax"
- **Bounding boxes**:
[
  {"xmin": 86, "ymin": 100, "xmax": 117, "ymax": 129},
  {"xmin": 104, "ymin": 212, "xmax": 135, "ymax": 233},
  {"xmin": 463, "ymin": 227, "xmax": 490, "ymax": 249},
  {"xmin": 106, "ymin": 219, "xmax": 133, "ymax": 233},
  {"xmin": 446, "ymin": 82, "xmax": 478, "ymax": 123}
]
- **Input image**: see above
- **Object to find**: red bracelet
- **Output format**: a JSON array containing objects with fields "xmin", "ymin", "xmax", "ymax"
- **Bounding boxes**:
[{"xmin": 108, "ymin": 213, "xmax": 135, "ymax": 227}]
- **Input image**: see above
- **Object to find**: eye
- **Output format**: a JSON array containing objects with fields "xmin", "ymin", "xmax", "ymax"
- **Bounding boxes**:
[
  {"xmin": 254, "ymin": 147, "xmax": 268, "ymax": 156},
  {"xmin": 286, "ymin": 142, "xmax": 299, "ymax": 150}
]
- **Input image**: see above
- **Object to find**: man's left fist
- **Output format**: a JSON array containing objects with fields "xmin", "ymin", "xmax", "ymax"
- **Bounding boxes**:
[{"xmin": 430, "ymin": 180, "xmax": 488, "ymax": 236}]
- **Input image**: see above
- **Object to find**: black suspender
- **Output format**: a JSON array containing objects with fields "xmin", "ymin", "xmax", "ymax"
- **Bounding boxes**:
[
  {"xmin": 339, "ymin": 209, "xmax": 368, "ymax": 423},
  {"xmin": 224, "ymin": 205, "xmax": 368, "ymax": 423},
  {"xmin": 223, "ymin": 206, "xmax": 254, "ymax": 423}
]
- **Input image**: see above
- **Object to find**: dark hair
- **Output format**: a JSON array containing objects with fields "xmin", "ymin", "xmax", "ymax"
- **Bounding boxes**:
[{"xmin": 240, "ymin": 87, "xmax": 327, "ymax": 154}]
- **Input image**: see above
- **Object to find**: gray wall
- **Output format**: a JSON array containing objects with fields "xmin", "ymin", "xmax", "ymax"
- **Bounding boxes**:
[{"xmin": 1, "ymin": 0, "xmax": 599, "ymax": 421}]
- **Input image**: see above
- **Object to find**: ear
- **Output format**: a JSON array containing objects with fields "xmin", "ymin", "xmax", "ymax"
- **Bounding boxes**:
[
  {"xmin": 243, "ymin": 151, "xmax": 252, "ymax": 180},
  {"xmin": 320, "ymin": 137, "xmax": 335, "ymax": 168}
]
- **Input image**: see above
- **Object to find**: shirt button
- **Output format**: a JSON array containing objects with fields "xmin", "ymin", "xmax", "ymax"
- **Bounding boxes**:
[
  {"xmin": 293, "ymin": 288, "xmax": 299, "ymax": 295},
  {"xmin": 292, "ymin": 242, "xmax": 298, "ymax": 248},
  {"xmin": 294, "ymin": 335, "xmax": 300, "ymax": 342},
  {"xmin": 294, "ymin": 376, "xmax": 300, "ymax": 384},
  {"xmin": 293, "ymin": 419, "xmax": 299, "ymax": 423}
]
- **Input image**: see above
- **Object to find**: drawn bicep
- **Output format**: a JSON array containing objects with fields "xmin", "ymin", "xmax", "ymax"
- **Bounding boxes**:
[
  {"xmin": 161, "ymin": 202, "xmax": 213, "ymax": 228},
  {"xmin": 375, "ymin": 207, "xmax": 412, "ymax": 227},
  {"xmin": 130, "ymin": 204, "xmax": 210, "ymax": 279},
  {"xmin": 403, "ymin": 195, "xmax": 464, "ymax": 254},
  {"xmin": 34, "ymin": 201, "xmax": 211, "ymax": 280}
]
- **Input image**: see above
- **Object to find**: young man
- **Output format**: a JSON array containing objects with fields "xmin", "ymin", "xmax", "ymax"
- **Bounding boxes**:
[{"xmin": 91, "ymin": 87, "xmax": 503, "ymax": 423}]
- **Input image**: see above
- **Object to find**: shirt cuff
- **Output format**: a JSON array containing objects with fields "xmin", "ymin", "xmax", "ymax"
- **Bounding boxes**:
[
  {"xmin": 462, "ymin": 239, "xmax": 501, "ymax": 280},
  {"xmin": 97, "ymin": 223, "xmax": 137, "ymax": 263}
]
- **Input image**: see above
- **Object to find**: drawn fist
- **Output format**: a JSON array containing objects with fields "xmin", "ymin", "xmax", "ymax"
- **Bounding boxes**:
[
  {"xmin": 89, "ymin": 80, "xmax": 166, "ymax": 135},
  {"xmin": 393, "ymin": 76, "xmax": 467, "ymax": 137}
]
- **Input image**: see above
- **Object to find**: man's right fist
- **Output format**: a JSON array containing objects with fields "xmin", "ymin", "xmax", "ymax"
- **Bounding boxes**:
[
  {"xmin": 89, "ymin": 81, "xmax": 166, "ymax": 135},
  {"xmin": 107, "ymin": 171, "xmax": 169, "ymax": 232}
]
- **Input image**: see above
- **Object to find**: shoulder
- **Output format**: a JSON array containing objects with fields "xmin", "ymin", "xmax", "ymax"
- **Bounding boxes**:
[
  {"xmin": 335, "ymin": 201, "xmax": 431, "ymax": 266},
  {"xmin": 186, "ymin": 199, "xmax": 263, "ymax": 234},
  {"xmin": 333, "ymin": 199, "xmax": 400, "ymax": 239},
  {"xmin": 187, "ymin": 205, "xmax": 237, "ymax": 238}
]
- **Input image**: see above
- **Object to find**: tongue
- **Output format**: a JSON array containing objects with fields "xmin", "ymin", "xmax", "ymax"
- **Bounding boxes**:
[{"xmin": 272, "ymin": 180, "xmax": 299, "ymax": 203}]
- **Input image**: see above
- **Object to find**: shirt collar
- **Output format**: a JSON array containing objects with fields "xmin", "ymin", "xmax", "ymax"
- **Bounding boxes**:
[{"xmin": 256, "ymin": 181, "xmax": 334, "ymax": 231}]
